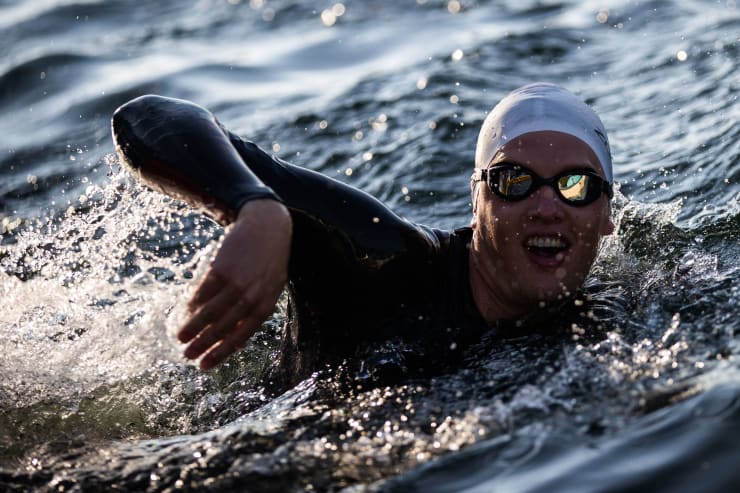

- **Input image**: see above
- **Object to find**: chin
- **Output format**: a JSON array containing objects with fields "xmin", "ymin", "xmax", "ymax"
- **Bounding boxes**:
[{"xmin": 527, "ymin": 278, "xmax": 582, "ymax": 305}]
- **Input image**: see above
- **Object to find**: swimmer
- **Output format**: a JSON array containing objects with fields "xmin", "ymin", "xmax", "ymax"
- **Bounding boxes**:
[{"xmin": 111, "ymin": 83, "xmax": 614, "ymax": 387}]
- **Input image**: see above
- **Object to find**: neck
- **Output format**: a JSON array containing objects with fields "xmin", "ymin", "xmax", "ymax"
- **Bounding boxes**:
[{"xmin": 467, "ymin": 233, "xmax": 533, "ymax": 324}]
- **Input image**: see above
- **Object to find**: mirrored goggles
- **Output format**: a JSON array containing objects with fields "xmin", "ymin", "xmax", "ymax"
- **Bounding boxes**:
[{"xmin": 472, "ymin": 163, "xmax": 613, "ymax": 206}]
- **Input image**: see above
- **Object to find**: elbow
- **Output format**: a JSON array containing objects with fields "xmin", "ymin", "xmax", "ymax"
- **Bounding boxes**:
[
  {"xmin": 111, "ymin": 94, "xmax": 216, "ymax": 170},
  {"xmin": 111, "ymin": 95, "xmax": 171, "ymax": 170}
]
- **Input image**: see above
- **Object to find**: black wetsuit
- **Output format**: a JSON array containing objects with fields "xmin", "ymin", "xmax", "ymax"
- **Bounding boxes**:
[{"xmin": 112, "ymin": 95, "xmax": 491, "ymax": 388}]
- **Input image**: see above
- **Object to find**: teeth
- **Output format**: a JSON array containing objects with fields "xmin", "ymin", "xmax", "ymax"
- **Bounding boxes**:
[{"xmin": 526, "ymin": 236, "xmax": 567, "ymax": 249}]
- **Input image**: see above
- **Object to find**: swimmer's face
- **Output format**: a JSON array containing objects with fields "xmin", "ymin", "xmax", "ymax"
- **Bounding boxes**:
[{"xmin": 471, "ymin": 130, "xmax": 614, "ymax": 313}]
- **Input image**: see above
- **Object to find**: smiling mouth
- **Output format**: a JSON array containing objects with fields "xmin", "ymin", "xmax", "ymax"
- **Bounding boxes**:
[{"xmin": 525, "ymin": 235, "xmax": 570, "ymax": 257}]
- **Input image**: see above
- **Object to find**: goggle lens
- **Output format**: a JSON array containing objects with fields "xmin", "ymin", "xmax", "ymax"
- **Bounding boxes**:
[
  {"xmin": 496, "ymin": 168, "xmax": 532, "ymax": 197},
  {"xmin": 558, "ymin": 173, "xmax": 590, "ymax": 202}
]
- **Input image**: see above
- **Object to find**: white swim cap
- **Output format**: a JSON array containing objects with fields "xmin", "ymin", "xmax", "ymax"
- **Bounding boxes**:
[{"xmin": 475, "ymin": 83, "xmax": 613, "ymax": 183}]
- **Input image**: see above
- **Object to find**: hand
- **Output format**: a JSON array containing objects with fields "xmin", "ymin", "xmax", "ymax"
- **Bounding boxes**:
[{"xmin": 178, "ymin": 199, "xmax": 292, "ymax": 370}]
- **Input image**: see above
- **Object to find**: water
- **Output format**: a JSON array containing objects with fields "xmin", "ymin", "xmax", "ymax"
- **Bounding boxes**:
[{"xmin": 1, "ymin": 0, "xmax": 738, "ymax": 491}]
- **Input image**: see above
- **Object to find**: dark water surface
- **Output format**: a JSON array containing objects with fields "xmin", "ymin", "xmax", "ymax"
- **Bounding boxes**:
[{"xmin": 1, "ymin": 0, "xmax": 739, "ymax": 491}]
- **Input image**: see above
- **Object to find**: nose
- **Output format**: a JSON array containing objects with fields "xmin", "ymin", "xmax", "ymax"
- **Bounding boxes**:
[{"xmin": 529, "ymin": 184, "xmax": 563, "ymax": 221}]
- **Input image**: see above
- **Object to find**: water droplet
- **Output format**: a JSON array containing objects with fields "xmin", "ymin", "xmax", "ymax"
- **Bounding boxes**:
[
  {"xmin": 321, "ymin": 5, "xmax": 344, "ymax": 27},
  {"xmin": 332, "ymin": 3, "xmax": 346, "ymax": 17}
]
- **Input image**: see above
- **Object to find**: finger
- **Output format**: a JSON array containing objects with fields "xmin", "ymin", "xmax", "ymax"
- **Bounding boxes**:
[
  {"xmin": 188, "ymin": 273, "xmax": 224, "ymax": 312},
  {"xmin": 182, "ymin": 300, "xmax": 251, "ymax": 360},
  {"xmin": 199, "ymin": 318, "xmax": 260, "ymax": 370},
  {"xmin": 178, "ymin": 285, "xmax": 239, "ymax": 343}
]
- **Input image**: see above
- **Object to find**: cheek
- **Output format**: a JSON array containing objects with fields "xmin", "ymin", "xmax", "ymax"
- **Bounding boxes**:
[
  {"xmin": 485, "ymin": 215, "xmax": 512, "ymax": 245},
  {"xmin": 576, "ymin": 222, "xmax": 598, "ymax": 244},
  {"xmin": 573, "ymin": 211, "xmax": 609, "ymax": 248},
  {"xmin": 476, "ymin": 199, "xmax": 528, "ymax": 247},
  {"xmin": 567, "ymin": 218, "xmax": 606, "ymax": 276},
  {"xmin": 488, "ymin": 202, "xmax": 519, "ymax": 227}
]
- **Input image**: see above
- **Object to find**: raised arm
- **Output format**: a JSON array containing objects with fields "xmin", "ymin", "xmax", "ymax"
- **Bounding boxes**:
[
  {"xmin": 111, "ymin": 95, "xmax": 442, "ymax": 371},
  {"xmin": 113, "ymin": 95, "xmax": 294, "ymax": 369}
]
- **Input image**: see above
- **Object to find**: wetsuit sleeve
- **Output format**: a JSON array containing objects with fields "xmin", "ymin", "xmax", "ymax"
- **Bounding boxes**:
[
  {"xmin": 226, "ymin": 135, "xmax": 438, "ymax": 264},
  {"xmin": 111, "ymin": 95, "xmax": 280, "ymax": 224},
  {"xmin": 111, "ymin": 95, "xmax": 443, "ymax": 306}
]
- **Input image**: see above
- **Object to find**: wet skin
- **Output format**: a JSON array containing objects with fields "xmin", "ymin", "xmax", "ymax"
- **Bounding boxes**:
[{"xmin": 469, "ymin": 130, "xmax": 615, "ymax": 323}]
